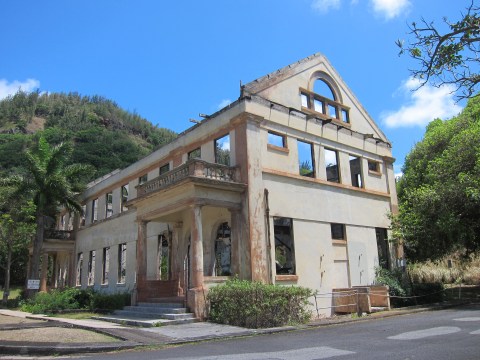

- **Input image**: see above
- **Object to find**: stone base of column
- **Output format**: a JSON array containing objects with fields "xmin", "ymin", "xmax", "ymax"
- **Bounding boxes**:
[{"xmin": 187, "ymin": 287, "xmax": 207, "ymax": 320}]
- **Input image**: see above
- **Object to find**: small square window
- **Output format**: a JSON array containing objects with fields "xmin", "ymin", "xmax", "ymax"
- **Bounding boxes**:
[
  {"xmin": 314, "ymin": 99, "xmax": 323, "ymax": 113},
  {"xmin": 368, "ymin": 160, "xmax": 381, "ymax": 173},
  {"xmin": 188, "ymin": 148, "xmax": 201, "ymax": 160},
  {"xmin": 300, "ymin": 93, "xmax": 309, "ymax": 108},
  {"xmin": 341, "ymin": 109, "xmax": 349, "ymax": 123},
  {"xmin": 159, "ymin": 163, "xmax": 170, "ymax": 175},
  {"xmin": 268, "ymin": 131, "xmax": 286, "ymax": 148},
  {"xmin": 331, "ymin": 223, "xmax": 345, "ymax": 240},
  {"xmin": 138, "ymin": 174, "xmax": 148, "ymax": 185},
  {"xmin": 328, "ymin": 104, "xmax": 338, "ymax": 119}
]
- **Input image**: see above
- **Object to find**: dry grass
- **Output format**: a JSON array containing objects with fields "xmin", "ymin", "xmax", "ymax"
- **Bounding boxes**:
[
  {"xmin": 0, "ymin": 327, "xmax": 119, "ymax": 343},
  {"xmin": 408, "ymin": 252, "xmax": 480, "ymax": 285}
]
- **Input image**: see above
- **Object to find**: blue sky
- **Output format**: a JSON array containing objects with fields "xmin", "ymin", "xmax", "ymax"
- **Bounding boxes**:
[{"xmin": 0, "ymin": 1, "xmax": 471, "ymax": 175}]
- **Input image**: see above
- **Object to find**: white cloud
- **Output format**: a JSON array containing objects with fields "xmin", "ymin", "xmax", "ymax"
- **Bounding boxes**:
[
  {"xmin": 381, "ymin": 77, "xmax": 462, "ymax": 128},
  {"xmin": 0, "ymin": 78, "xmax": 40, "ymax": 100},
  {"xmin": 370, "ymin": 0, "xmax": 411, "ymax": 20},
  {"xmin": 311, "ymin": 0, "xmax": 341, "ymax": 13},
  {"xmin": 217, "ymin": 99, "xmax": 232, "ymax": 109}
]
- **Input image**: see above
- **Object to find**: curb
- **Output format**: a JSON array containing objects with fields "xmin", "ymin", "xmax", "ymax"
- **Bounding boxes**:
[{"xmin": 0, "ymin": 341, "xmax": 139, "ymax": 356}]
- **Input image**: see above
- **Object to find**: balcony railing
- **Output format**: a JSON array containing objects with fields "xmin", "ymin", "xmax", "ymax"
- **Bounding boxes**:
[
  {"xmin": 44, "ymin": 229, "xmax": 74, "ymax": 241},
  {"xmin": 137, "ymin": 159, "xmax": 240, "ymax": 197}
]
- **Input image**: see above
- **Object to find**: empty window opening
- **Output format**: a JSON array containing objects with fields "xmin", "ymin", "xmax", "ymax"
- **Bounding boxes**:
[
  {"xmin": 274, "ymin": 217, "xmax": 295, "ymax": 275},
  {"xmin": 215, "ymin": 134, "xmax": 231, "ymax": 166},
  {"xmin": 118, "ymin": 243, "xmax": 126, "ymax": 284},
  {"xmin": 157, "ymin": 235, "xmax": 170, "ymax": 280},
  {"xmin": 121, "ymin": 184, "xmax": 129, "ymax": 212},
  {"xmin": 349, "ymin": 155, "xmax": 363, "ymax": 188},
  {"xmin": 215, "ymin": 222, "xmax": 232, "ymax": 276},
  {"xmin": 188, "ymin": 148, "xmax": 201, "ymax": 160},
  {"xmin": 76, "ymin": 252, "xmax": 83, "ymax": 286},
  {"xmin": 91, "ymin": 198, "xmax": 98, "ymax": 223},
  {"xmin": 325, "ymin": 148, "xmax": 340, "ymax": 183},
  {"xmin": 298, "ymin": 140, "xmax": 315, "ymax": 178},
  {"xmin": 376, "ymin": 228, "xmax": 390, "ymax": 269},
  {"xmin": 81, "ymin": 205, "xmax": 86, "ymax": 226},
  {"xmin": 159, "ymin": 163, "xmax": 170, "ymax": 175},
  {"xmin": 268, "ymin": 131, "xmax": 286, "ymax": 148},
  {"xmin": 341, "ymin": 109, "xmax": 349, "ymax": 124},
  {"xmin": 102, "ymin": 247, "xmax": 109, "ymax": 285},
  {"xmin": 88, "ymin": 250, "xmax": 96, "ymax": 286},
  {"xmin": 301, "ymin": 92, "xmax": 310, "ymax": 108},
  {"xmin": 368, "ymin": 160, "xmax": 381, "ymax": 173},
  {"xmin": 328, "ymin": 104, "xmax": 338, "ymax": 118},
  {"xmin": 314, "ymin": 79, "xmax": 336, "ymax": 101},
  {"xmin": 60, "ymin": 215, "xmax": 65, "ymax": 230},
  {"xmin": 138, "ymin": 174, "xmax": 148, "ymax": 185},
  {"xmin": 106, "ymin": 192, "xmax": 113, "ymax": 218},
  {"xmin": 331, "ymin": 223, "xmax": 346, "ymax": 240}
]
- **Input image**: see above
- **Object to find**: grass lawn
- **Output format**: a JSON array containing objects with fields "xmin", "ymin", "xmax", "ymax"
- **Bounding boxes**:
[
  {"xmin": 48, "ymin": 312, "xmax": 98, "ymax": 320},
  {"xmin": 0, "ymin": 286, "xmax": 22, "ymax": 300}
]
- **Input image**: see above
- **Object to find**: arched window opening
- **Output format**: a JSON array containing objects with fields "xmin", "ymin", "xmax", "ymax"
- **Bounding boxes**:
[
  {"xmin": 314, "ymin": 79, "xmax": 335, "ymax": 101},
  {"xmin": 300, "ymin": 75, "xmax": 350, "ymax": 124},
  {"xmin": 157, "ymin": 234, "xmax": 170, "ymax": 280},
  {"xmin": 214, "ymin": 222, "xmax": 231, "ymax": 276}
]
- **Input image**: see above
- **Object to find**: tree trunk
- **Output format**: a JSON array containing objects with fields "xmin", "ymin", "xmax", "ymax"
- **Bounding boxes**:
[
  {"xmin": 26, "ymin": 211, "xmax": 44, "ymax": 298},
  {"xmin": 2, "ymin": 248, "xmax": 11, "ymax": 306}
]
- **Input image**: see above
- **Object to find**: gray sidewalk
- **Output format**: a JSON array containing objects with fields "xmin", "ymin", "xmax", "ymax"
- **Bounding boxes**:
[{"xmin": 0, "ymin": 301, "xmax": 473, "ymax": 356}]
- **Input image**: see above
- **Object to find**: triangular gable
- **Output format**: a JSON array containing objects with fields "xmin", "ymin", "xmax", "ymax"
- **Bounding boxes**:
[{"xmin": 242, "ymin": 53, "xmax": 389, "ymax": 143}]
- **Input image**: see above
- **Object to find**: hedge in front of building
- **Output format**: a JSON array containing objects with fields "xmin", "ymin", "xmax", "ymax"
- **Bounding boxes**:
[{"xmin": 207, "ymin": 279, "xmax": 313, "ymax": 328}]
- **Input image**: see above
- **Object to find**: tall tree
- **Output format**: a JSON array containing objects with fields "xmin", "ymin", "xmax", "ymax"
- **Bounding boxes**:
[
  {"xmin": 0, "ymin": 194, "xmax": 35, "ymax": 305},
  {"xmin": 397, "ymin": 2, "xmax": 480, "ymax": 100},
  {"xmin": 396, "ymin": 96, "xmax": 480, "ymax": 261},
  {"xmin": 1, "ymin": 137, "xmax": 92, "ymax": 295}
]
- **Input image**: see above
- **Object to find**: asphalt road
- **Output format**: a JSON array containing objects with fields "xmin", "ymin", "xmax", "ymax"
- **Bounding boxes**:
[{"xmin": 73, "ymin": 304, "xmax": 480, "ymax": 360}]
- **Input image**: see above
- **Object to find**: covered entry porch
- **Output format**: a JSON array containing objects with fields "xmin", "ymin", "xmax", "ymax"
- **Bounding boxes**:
[{"xmin": 130, "ymin": 160, "xmax": 248, "ymax": 318}]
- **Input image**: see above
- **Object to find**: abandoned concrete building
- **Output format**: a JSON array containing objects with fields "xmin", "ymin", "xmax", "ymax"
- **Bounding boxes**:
[{"xmin": 41, "ymin": 53, "xmax": 401, "ymax": 318}]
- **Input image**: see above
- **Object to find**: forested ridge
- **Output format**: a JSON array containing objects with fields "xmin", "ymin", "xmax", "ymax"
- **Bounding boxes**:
[{"xmin": 0, "ymin": 91, "xmax": 177, "ymax": 180}]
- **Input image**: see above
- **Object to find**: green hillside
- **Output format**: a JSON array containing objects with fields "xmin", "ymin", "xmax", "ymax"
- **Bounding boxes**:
[{"xmin": 0, "ymin": 91, "xmax": 177, "ymax": 180}]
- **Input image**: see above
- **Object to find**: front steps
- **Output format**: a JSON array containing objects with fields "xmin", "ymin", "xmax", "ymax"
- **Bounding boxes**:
[{"xmin": 93, "ymin": 300, "xmax": 198, "ymax": 327}]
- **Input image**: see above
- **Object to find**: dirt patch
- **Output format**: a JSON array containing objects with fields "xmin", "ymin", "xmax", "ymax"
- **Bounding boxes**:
[
  {"xmin": 0, "ymin": 327, "xmax": 120, "ymax": 343},
  {"xmin": 0, "ymin": 314, "xmax": 40, "ymax": 325},
  {"xmin": 25, "ymin": 116, "xmax": 46, "ymax": 133}
]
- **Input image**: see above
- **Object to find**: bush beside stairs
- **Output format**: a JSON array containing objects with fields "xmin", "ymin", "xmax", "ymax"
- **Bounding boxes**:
[{"xmin": 93, "ymin": 299, "xmax": 197, "ymax": 327}]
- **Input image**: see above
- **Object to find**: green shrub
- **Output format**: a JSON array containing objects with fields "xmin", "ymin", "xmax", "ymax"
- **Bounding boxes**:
[
  {"xmin": 90, "ymin": 292, "xmax": 130, "ymax": 311},
  {"xmin": 20, "ymin": 288, "xmax": 90, "ymax": 314},
  {"xmin": 19, "ymin": 288, "xmax": 130, "ymax": 314},
  {"xmin": 207, "ymin": 279, "xmax": 313, "ymax": 328},
  {"xmin": 374, "ymin": 267, "xmax": 412, "ymax": 307}
]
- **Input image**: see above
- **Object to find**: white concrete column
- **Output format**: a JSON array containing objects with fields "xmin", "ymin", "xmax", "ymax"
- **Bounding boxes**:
[{"xmin": 190, "ymin": 205, "xmax": 204, "ymax": 289}]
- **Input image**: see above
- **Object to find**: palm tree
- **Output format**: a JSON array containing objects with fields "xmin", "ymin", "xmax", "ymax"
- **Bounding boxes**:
[{"xmin": 1, "ymin": 136, "xmax": 92, "ymax": 295}]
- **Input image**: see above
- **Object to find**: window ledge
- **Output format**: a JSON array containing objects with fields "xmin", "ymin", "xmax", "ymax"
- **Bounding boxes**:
[
  {"xmin": 275, "ymin": 275, "xmax": 298, "ymax": 282},
  {"xmin": 332, "ymin": 239, "xmax": 347, "ymax": 245},
  {"xmin": 267, "ymin": 144, "xmax": 289, "ymax": 154},
  {"xmin": 205, "ymin": 276, "xmax": 232, "ymax": 283},
  {"xmin": 368, "ymin": 170, "xmax": 382, "ymax": 177}
]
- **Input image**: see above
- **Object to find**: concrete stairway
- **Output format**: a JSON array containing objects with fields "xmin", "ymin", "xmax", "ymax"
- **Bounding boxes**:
[{"xmin": 93, "ymin": 300, "xmax": 197, "ymax": 327}]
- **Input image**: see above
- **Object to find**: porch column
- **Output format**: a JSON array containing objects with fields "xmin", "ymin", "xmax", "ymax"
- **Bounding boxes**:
[
  {"xmin": 40, "ymin": 253, "xmax": 48, "ymax": 292},
  {"xmin": 171, "ymin": 222, "xmax": 184, "ymax": 294},
  {"xmin": 229, "ymin": 209, "xmax": 242, "ymax": 278},
  {"xmin": 50, "ymin": 254, "xmax": 57, "ymax": 288},
  {"xmin": 190, "ymin": 205, "xmax": 204, "ymax": 289},
  {"xmin": 136, "ymin": 220, "xmax": 148, "ymax": 284}
]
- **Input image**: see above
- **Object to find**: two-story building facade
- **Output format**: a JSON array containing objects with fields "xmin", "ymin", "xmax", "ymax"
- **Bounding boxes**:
[{"xmin": 45, "ymin": 53, "xmax": 401, "ymax": 318}]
